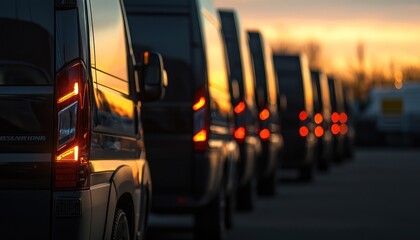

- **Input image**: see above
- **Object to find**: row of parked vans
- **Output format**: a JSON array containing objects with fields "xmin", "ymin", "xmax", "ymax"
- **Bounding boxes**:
[{"xmin": 0, "ymin": 0, "xmax": 354, "ymax": 239}]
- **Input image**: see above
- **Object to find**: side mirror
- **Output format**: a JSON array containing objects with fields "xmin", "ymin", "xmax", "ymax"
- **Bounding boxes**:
[{"xmin": 135, "ymin": 51, "xmax": 168, "ymax": 102}]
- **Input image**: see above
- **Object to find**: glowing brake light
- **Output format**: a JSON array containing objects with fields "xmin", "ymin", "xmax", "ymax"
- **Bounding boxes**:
[
  {"xmin": 55, "ymin": 60, "xmax": 90, "ymax": 190},
  {"xmin": 193, "ymin": 97, "xmax": 206, "ymax": 111},
  {"xmin": 56, "ymin": 146, "xmax": 79, "ymax": 161},
  {"xmin": 259, "ymin": 128, "xmax": 270, "ymax": 141},
  {"xmin": 315, "ymin": 126, "xmax": 324, "ymax": 138},
  {"xmin": 331, "ymin": 123, "xmax": 340, "ymax": 135},
  {"xmin": 234, "ymin": 101, "xmax": 246, "ymax": 114},
  {"xmin": 314, "ymin": 113, "xmax": 323, "ymax": 124},
  {"xmin": 340, "ymin": 124, "xmax": 348, "ymax": 135},
  {"xmin": 340, "ymin": 112, "xmax": 348, "ymax": 124},
  {"xmin": 57, "ymin": 83, "xmax": 79, "ymax": 104},
  {"xmin": 259, "ymin": 109, "xmax": 270, "ymax": 121},
  {"xmin": 331, "ymin": 112, "xmax": 340, "ymax": 123},
  {"xmin": 193, "ymin": 129, "xmax": 207, "ymax": 142},
  {"xmin": 299, "ymin": 110, "xmax": 308, "ymax": 121},
  {"xmin": 299, "ymin": 126, "xmax": 309, "ymax": 137},
  {"xmin": 234, "ymin": 127, "xmax": 246, "ymax": 142}
]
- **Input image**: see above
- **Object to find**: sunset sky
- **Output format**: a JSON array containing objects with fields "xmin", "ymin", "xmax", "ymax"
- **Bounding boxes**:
[{"xmin": 214, "ymin": 0, "xmax": 420, "ymax": 77}]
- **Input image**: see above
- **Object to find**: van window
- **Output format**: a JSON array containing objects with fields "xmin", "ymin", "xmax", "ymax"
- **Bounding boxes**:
[
  {"xmin": 127, "ymin": 14, "xmax": 193, "ymax": 102},
  {"xmin": 203, "ymin": 14, "xmax": 231, "ymax": 116},
  {"xmin": 0, "ymin": 0, "xmax": 54, "ymax": 85},
  {"xmin": 90, "ymin": 0, "xmax": 128, "ymax": 81}
]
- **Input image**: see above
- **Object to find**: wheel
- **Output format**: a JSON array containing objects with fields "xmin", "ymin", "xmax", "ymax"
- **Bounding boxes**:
[
  {"xmin": 194, "ymin": 189, "xmax": 226, "ymax": 240},
  {"xmin": 257, "ymin": 171, "xmax": 276, "ymax": 196},
  {"xmin": 224, "ymin": 189, "xmax": 236, "ymax": 230},
  {"xmin": 137, "ymin": 190, "xmax": 149, "ymax": 240},
  {"xmin": 299, "ymin": 165, "xmax": 314, "ymax": 182},
  {"xmin": 236, "ymin": 176, "xmax": 257, "ymax": 211},
  {"xmin": 111, "ymin": 208, "xmax": 131, "ymax": 240}
]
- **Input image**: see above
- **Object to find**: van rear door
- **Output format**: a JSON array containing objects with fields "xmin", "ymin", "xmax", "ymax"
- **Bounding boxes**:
[{"xmin": 0, "ymin": 1, "xmax": 54, "ymax": 238}]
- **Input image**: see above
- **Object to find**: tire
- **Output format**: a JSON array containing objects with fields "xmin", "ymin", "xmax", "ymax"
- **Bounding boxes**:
[
  {"xmin": 111, "ymin": 208, "xmax": 131, "ymax": 240},
  {"xmin": 137, "ymin": 191, "xmax": 148, "ymax": 240},
  {"xmin": 194, "ymin": 189, "xmax": 226, "ymax": 240},
  {"xmin": 236, "ymin": 177, "xmax": 257, "ymax": 211},
  {"xmin": 257, "ymin": 171, "xmax": 276, "ymax": 196},
  {"xmin": 224, "ymin": 189, "xmax": 236, "ymax": 230},
  {"xmin": 299, "ymin": 165, "xmax": 314, "ymax": 182}
]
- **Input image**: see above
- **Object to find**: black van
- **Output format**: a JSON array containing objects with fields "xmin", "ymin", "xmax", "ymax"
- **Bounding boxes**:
[
  {"xmin": 219, "ymin": 10, "xmax": 260, "ymax": 209},
  {"xmin": 328, "ymin": 76, "xmax": 345, "ymax": 162},
  {"xmin": 342, "ymin": 85, "xmax": 355, "ymax": 158},
  {"xmin": 125, "ymin": 0, "xmax": 237, "ymax": 239},
  {"xmin": 0, "ymin": 0, "xmax": 165, "ymax": 239},
  {"xmin": 311, "ymin": 70, "xmax": 334, "ymax": 171},
  {"xmin": 248, "ymin": 31, "xmax": 283, "ymax": 195},
  {"xmin": 273, "ymin": 54, "xmax": 316, "ymax": 180}
]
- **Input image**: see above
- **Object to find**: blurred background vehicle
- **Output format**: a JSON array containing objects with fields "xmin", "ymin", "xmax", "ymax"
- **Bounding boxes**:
[
  {"xmin": 311, "ymin": 70, "xmax": 334, "ymax": 171},
  {"xmin": 125, "ymin": 0, "xmax": 237, "ymax": 239},
  {"xmin": 219, "ymin": 10, "xmax": 261, "ymax": 211},
  {"xmin": 327, "ymin": 76, "xmax": 346, "ymax": 163},
  {"xmin": 355, "ymin": 83, "xmax": 420, "ymax": 147},
  {"xmin": 273, "ymin": 54, "xmax": 317, "ymax": 181},
  {"xmin": 248, "ymin": 31, "xmax": 283, "ymax": 195}
]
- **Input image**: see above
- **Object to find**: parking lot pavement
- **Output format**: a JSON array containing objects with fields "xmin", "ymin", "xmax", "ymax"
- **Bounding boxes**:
[{"xmin": 148, "ymin": 148, "xmax": 420, "ymax": 240}]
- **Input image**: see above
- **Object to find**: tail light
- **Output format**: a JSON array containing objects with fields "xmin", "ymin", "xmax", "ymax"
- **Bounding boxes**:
[
  {"xmin": 233, "ymin": 101, "xmax": 247, "ymax": 143},
  {"xmin": 299, "ymin": 110, "xmax": 308, "ymax": 121},
  {"xmin": 331, "ymin": 112, "xmax": 340, "ymax": 123},
  {"xmin": 193, "ymin": 87, "xmax": 208, "ymax": 152},
  {"xmin": 259, "ymin": 108, "xmax": 270, "ymax": 121},
  {"xmin": 314, "ymin": 126, "xmax": 324, "ymax": 138},
  {"xmin": 340, "ymin": 124, "xmax": 348, "ymax": 135},
  {"xmin": 258, "ymin": 108, "xmax": 270, "ymax": 141},
  {"xmin": 340, "ymin": 112, "xmax": 348, "ymax": 124},
  {"xmin": 299, "ymin": 126, "xmax": 309, "ymax": 137},
  {"xmin": 314, "ymin": 113, "xmax": 323, "ymax": 124},
  {"xmin": 331, "ymin": 123, "xmax": 340, "ymax": 135},
  {"xmin": 55, "ymin": 60, "xmax": 90, "ymax": 189},
  {"xmin": 259, "ymin": 128, "xmax": 270, "ymax": 141}
]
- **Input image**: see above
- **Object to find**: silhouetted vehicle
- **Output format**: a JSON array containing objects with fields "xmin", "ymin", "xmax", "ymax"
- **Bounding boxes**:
[
  {"xmin": 0, "ymin": 0, "xmax": 166, "ymax": 239},
  {"xmin": 328, "ymin": 76, "xmax": 346, "ymax": 162},
  {"xmin": 342, "ymin": 85, "xmax": 355, "ymax": 158},
  {"xmin": 311, "ymin": 70, "xmax": 334, "ymax": 171},
  {"xmin": 219, "ymin": 10, "xmax": 261, "ymax": 210},
  {"xmin": 248, "ymin": 31, "xmax": 283, "ymax": 194},
  {"xmin": 125, "ymin": 0, "xmax": 237, "ymax": 239},
  {"xmin": 273, "ymin": 54, "xmax": 316, "ymax": 180}
]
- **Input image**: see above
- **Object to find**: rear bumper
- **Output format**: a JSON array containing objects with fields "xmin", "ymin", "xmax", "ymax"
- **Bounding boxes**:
[
  {"xmin": 281, "ymin": 133, "xmax": 316, "ymax": 169},
  {"xmin": 237, "ymin": 136, "xmax": 258, "ymax": 187},
  {"xmin": 151, "ymin": 150, "xmax": 224, "ymax": 213},
  {"xmin": 258, "ymin": 133, "xmax": 282, "ymax": 178}
]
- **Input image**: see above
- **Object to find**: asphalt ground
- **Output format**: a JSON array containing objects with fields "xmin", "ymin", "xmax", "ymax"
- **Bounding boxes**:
[{"xmin": 147, "ymin": 148, "xmax": 420, "ymax": 240}]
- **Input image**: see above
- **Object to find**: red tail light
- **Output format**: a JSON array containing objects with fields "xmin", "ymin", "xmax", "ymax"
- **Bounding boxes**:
[
  {"xmin": 234, "ymin": 127, "xmax": 246, "ymax": 142},
  {"xmin": 259, "ymin": 128, "xmax": 270, "ymax": 141},
  {"xmin": 55, "ymin": 60, "xmax": 90, "ymax": 189},
  {"xmin": 339, "ymin": 112, "xmax": 348, "ymax": 124},
  {"xmin": 314, "ymin": 113, "xmax": 323, "ymax": 124},
  {"xmin": 315, "ymin": 126, "xmax": 324, "ymax": 138},
  {"xmin": 331, "ymin": 123, "xmax": 340, "ymax": 135},
  {"xmin": 259, "ymin": 108, "xmax": 270, "ymax": 121},
  {"xmin": 299, "ymin": 110, "xmax": 308, "ymax": 121},
  {"xmin": 234, "ymin": 101, "xmax": 246, "ymax": 114},
  {"xmin": 340, "ymin": 124, "xmax": 348, "ymax": 135},
  {"xmin": 331, "ymin": 112, "xmax": 340, "ymax": 123},
  {"xmin": 299, "ymin": 126, "xmax": 309, "ymax": 137},
  {"xmin": 193, "ymin": 87, "xmax": 208, "ymax": 152}
]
